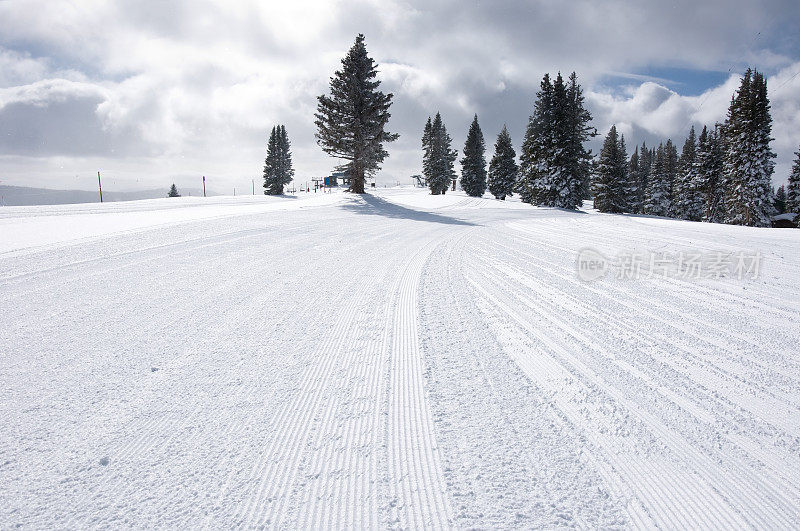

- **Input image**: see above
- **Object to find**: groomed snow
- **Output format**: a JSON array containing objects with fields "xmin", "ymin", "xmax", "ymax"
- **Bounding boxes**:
[{"xmin": 1, "ymin": 187, "xmax": 799, "ymax": 528}]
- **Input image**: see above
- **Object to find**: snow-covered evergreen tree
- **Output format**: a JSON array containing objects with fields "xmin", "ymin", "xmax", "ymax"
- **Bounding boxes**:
[
  {"xmin": 561, "ymin": 72, "xmax": 596, "ymax": 207},
  {"xmin": 263, "ymin": 125, "xmax": 295, "ymax": 195},
  {"xmin": 168, "ymin": 184, "xmax": 180, "ymax": 197},
  {"xmin": 774, "ymin": 185, "xmax": 786, "ymax": 214},
  {"xmin": 592, "ymin": 125, "xmax": 628, "ymax": 213},
  {"xmin": 263, "ymin": 126, "xmax": 279, "ymax": 194},
  {"xmin": 664, "ymin": 139, "xmax": 678, "ymax": 216},
  {"xmin": 786, "ymin": 146, "xmax": 800, "ymax": 214},
  {"xmin": 427, "ymin": 112, "xmax": 457, "ymax": 195},
  {"xmin": 722, "ymin": 69, "xmax": 776, "ymax": 226},
  {"xmin": 517, "ymin": 72, "xmax": 594, "ymax": 208},
  {"xmin": 618, "ymin": 134, "xmax": 631, "ymax": 208},
  {"xmin": 488, "ymin": 125, "xmax": 517, "ymax": 200},
  {"xmin": 278, "ymin": 126, "xmax": 293, "ymax": 187},
  {"xmin": 637, "ymin": 142, "xmax": 653, "ymax": 212},
  {"xmin": 644, "ymin": 143, "xmax": 672, "ymax": 216},
  {"xmin": 517, "ymin": 73, "xmax": 554, "ymax": 204},
  {"xmin": 315, "ymin": 34, "xmax": 399, "ymax": 194},
  {"xmin": 627, "ymin": 146, "xmax": 642, "ymax": 213},
  {"xmin": 421, "ymin": 117, "xmax": 433, "ymax": 187},
  {"xmin": 460, "ymin": 114, "xmax": 487, "ymax": 197},
  {"xmin": 696, "ymin": 125, "xmax": 726, "ymax": 222},
  {"xmin": 674, "ymin": 126, "xmax": 703, "ymax": 221}
]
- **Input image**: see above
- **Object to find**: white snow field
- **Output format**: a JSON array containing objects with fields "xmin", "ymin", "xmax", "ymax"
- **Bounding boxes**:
[{"xmin": 2, "ymin": 188, "xmax": 800, "ymax": 528}]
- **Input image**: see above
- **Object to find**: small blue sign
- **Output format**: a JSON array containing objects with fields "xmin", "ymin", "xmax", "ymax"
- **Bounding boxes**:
[{"xmin": 324, "ymin": 176, "xmax": 331, "ymax": 186}]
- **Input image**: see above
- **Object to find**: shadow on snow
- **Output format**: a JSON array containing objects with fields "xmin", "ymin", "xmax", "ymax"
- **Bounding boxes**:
[{"xmin": 339, "ymin": 193, "xmax": 476, "ymax": 226}]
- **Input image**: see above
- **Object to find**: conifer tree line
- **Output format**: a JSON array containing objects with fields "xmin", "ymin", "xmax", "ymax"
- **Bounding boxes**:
[
  {"xmin": 420, "ymin": 72, "xmax": 594, "ymax": 206},
  {"xmin": 591, "ymin": 68, "xmax": 794, "ymax": 227},
  {"xmin": 263, "ymin": 125, "xmax": 294, "ymax": 195},
  {"xmin": 305, "ymin": 33, "xmax": 797, "ymax": 226}
]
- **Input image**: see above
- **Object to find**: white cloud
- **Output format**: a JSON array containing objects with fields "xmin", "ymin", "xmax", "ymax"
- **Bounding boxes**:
[
  {"xmin": 0, "ymin": 78, "xmax": 109, "ymax": 110},
  {"xmin": 0, "ymin": 49, "xmax": 49, "ymax": 87}
]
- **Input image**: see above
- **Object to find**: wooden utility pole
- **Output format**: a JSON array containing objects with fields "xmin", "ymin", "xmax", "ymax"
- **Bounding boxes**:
[{"xmin": 98, "ymin": 171, "xmax": 103, "ymax": 202}]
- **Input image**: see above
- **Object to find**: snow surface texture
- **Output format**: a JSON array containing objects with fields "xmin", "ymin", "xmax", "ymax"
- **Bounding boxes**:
[{"xmin": 1, "ymin": 188, "xmax": 799, "ymax": 528}]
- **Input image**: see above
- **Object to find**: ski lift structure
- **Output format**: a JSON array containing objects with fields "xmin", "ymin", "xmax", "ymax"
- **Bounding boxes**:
[
  {"xmin": 313, "ymin": 169, "xmax": 377, "ymax": 191},
  {"xmin": 311, "ymin": 169, "xmax": 353, "ymax": 192},
  {"xmin": 330, "ymin": 169, "xmax": 350, "ymax": 186}
]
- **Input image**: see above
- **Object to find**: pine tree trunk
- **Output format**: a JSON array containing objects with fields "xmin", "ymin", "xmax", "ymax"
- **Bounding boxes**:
[
  {"xmin": 350, "ymin": 165, "xmax": 365, "ymax": 194},
  {"xmin": 351, "ymin": 177, "xmax": 365, "ymax": 194}
]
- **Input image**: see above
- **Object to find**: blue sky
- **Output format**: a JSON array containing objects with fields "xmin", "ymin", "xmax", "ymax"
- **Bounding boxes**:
[
  {"xmin": 0, "ymin": 0, "xmax": 798, "ymax": 192},
  {"xmin": 604, "ymin": 68, "xmax": 732, "ymax": 96}
]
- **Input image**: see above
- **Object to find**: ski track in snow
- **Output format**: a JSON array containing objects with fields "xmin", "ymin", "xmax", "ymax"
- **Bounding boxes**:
[{"xmin": 1, "ymin": 188, "xmax": 799, "ymax": 528}]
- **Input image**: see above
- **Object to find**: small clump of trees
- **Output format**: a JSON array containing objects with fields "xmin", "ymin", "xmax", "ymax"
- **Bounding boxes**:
[
  {"xmin": 422, "ymin": 113, "xmax": 458, "ymax": 195},
  {"xmin": 515, "ymin": 72, "xmax": 595, "ymax": 208}
]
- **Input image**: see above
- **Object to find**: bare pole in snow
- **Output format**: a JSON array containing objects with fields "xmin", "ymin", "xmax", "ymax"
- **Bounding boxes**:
[
  {"xmin": 203, "ymin": 176, "xmax": 206, "ymax": 197},
  {"xmin": 252, "ymin": 179, "xmax": 255, "ymax": 195},
  {"xmin": 98, "ymin": 171, "xmax": 103, "ymax": 203}
]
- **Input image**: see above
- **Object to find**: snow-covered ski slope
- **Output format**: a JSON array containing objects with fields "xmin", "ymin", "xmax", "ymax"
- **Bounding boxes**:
[{"xmin": 2, "ymin": 188, "xmax": 799, "ymax": 528}]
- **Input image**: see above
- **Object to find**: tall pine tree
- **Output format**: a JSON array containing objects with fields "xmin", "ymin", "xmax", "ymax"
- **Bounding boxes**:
[
  {"xmin": 592, "ymin": 125, "xmax": 628, "ymax": 213},
  {"xmin": 563, "ymin": 72, "xmax": 596, "ymax": 207},
  {"xmin": 664, "ymin": 139, "xmax": 679, "ymax": 215},
  {"xmin": 644, "ymin": 142, "xmax": 672, "ymax": 216},
  {"xmin": 426, "ymin": 113, "xmax": 457, "ymax": 195},
  {"xmin": 638, "ymin": 141, "xmax": 653, "ymax": 211},
  {"xmin": 517, "ymin": 72, "xmax": 594, "ymax": 208},
  {"xmin": 674, "ymin": 126, "xmax": 703, "ymax": 221},
  {"xmin": 263, "ymin": 125, "xmax": 295, "ymax": 195},
  {"xmin": 627, "ymin": 146, "xmax": 643, "ymax": 213},
  {"xmin": 774, "ymin": 185, "xmax": 786, "ymax": 214},
  {"xmin": 786, "ymin": 146, "xmax": 800, "ymax": 214},
  {"xmin": 696, "ymin": 125, "xmax": 726, "ymax": 222},
  {"xmin": 421, "ymin": 117, "xmax": 433, "ymax": 187},
  {"xmin": 460, "ymin": 114, "xmax": 487, "ymax": 197},
  {"xmin": 488, "ymin": 125, "xmax": 517, "ymax": 200},
  {"xmin": 315, "ymin": 34, "xmax": 398, "ymax": 193},
  {"xmin": 168, "ymin": 184, "xmax": 180, "ymax": 197},
  {"xmin": 722, "ymin": 69, "xmax": 776, "ymax": 226},
  {"xmin": 517, "ymin": 73, "xmax": 554, "ymax": 204}
]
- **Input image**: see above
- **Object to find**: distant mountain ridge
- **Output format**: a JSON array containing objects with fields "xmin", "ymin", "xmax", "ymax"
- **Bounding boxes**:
[{"xmin": 0, "ymin": 185, "xmax": 213, "ymax": 206}]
